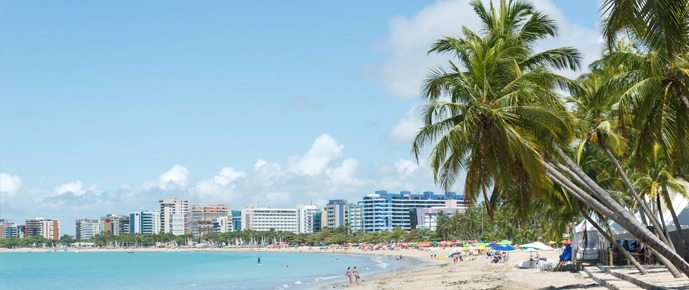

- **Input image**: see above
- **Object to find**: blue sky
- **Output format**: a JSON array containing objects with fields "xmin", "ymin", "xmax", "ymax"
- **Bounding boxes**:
[{"xmin": 0, "ymin": 0, "xmax": 601, "ymax": 235}]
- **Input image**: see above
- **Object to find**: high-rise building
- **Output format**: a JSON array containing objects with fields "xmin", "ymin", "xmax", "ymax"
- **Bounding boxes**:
[
  {"xmin": 25, "ymin": 218, "xmax": 59, "ymax": 240},
  {"xmin": 5, "ymin": 224, "xmax": 22, "ymax": 238},
  {"xmin": 189, "ymin": 204, "xmax": 228, "ymax": 237},
  {"xmin": 75, "ymin": 219, "xmax": 100, "ymax": 241},
  {"xmin": 298, "ymin": 204, "xmax": 318, "ymax": 234},
  {"xmin": 241, "ymin": 204, "xmax": 316, "ymax": 234},
  {"xmin": 312, "ymin": 211, "xmax": 322, "ymax": 233},
  {"xmin": 361, "ymin": 190, "xmax": 464, "ymax": 232},
  {"xmin": 0, "ymin": 219, "xmax": 11, "ymax": 239},
  {"xmin": 326, "ymin": 199, "xmax": 347, "ymax": 229},
  {"xmin": 212, "ymin": 216, "xmax": 232, "ymax": 233},
  {"xmin": 347, "ymin": 203, "xmax": 363, "ymax": 233},
  {"xmin": 231, "ymin": 210, "xmax": 242, "ymax": 231},
  {"xmin": 99, "ymin": 215, "xmax": 129, "ymax": 235},
  {"xmin": 160, "ymin": 199, "xmax": 188, "ymax": 235},
  {"xmin": 410, "ymin": 199, "xmax": 468, "ymax": 231},
  {"xmin": 129, "ymin": 211, "xmax": 161, "ymax": 234}
]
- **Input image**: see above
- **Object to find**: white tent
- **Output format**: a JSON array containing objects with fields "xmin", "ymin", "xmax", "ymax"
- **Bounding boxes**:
[{"xmin": 519, "ymin": 242, "xmax": 554, "ymax": 251}]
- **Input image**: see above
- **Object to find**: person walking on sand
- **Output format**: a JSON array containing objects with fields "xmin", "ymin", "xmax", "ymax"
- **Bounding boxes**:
[
  {"xmin": 346, "ymin": 266, "xmax": 352, "ymax": 283},
  {"xmin": 353, "ymin": 266, "xmax": 360, "ymax": 283}
]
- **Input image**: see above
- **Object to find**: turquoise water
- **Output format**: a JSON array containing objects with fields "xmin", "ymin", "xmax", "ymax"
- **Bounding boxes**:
[{"xmin": 0, "ymin": 250, "xmax": 399, "ymax": 290}]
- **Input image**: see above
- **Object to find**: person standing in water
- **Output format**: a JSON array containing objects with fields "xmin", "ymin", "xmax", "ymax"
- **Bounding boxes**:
[
  {"xmin": 353, "ymin": 267, "xmax": 360, "ymax": 283},
  {"xmin": 346, "ymin": 266, "xmax": 352, "ymax": 283},
  {"xmin": 258, "ymin": 257, "xmax": 261, "ymax": 264}
]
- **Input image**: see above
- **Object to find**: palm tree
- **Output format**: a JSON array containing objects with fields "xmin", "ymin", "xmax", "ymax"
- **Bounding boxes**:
[
  {"xmin": 414, "ymin": 0, "xmax": 689, "ymax": 277},
  {"xmin": 633, "ymin": 143, "xmax": 689, "ymax": 259},
  {"xmin": 411, "ymin": 0, "xmax": 579, "ymax": 219}
]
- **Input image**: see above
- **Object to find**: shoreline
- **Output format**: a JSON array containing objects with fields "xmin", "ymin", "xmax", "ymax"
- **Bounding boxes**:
[{"xmin": 0, "ymin": 246, "xmax": 603, "ymax": 289}]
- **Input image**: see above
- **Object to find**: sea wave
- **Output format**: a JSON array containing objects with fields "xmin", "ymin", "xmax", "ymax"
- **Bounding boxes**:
[
  {"xmin": 311, "ymin": 275, "xmax": 341, "ymax": 282},
  {"xmin": 370, "ymin": 256, "xmax": 389, "ymax": 269}
]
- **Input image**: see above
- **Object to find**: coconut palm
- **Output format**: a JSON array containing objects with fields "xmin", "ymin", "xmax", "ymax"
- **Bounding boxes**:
[
  {"xmin": 633, "ymin": 143, "xmax": 689, "ymax": 259},
  {"xmin": 414, "ymin": 0, "xmax": 689, "ymax": 278},
  {"xmin": 411, "ymin": 0, "xmax": 579, "ymax": 219}
]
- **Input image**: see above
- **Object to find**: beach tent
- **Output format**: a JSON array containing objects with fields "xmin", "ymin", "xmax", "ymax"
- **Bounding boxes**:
[{"xmin": 520, "ymin": 242, "xmax": 554, "ymax": 251}]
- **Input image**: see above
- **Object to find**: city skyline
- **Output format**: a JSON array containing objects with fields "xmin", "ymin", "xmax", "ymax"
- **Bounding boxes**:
[{"xmin": 0, "ymin": 1, "xmax": 601, "ymax": 236}]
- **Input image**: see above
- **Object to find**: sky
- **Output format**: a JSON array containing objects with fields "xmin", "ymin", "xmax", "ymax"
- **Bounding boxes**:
[{"xmin": 0, "ymin": 0, "xmax": 602, "ymax": 235}]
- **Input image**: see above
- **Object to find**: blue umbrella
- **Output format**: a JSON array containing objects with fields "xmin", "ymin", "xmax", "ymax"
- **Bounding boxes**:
[
  {"xmin": 487, "ymin": 243, "xmax": 501, "ymax": 248},
  {"xmin": 494, "ymin": 245, "xmax": 516, "ymax": 251}
]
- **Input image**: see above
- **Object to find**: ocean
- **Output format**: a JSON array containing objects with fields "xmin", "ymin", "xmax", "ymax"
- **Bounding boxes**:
[{"xmin": 0, "ymin": 250, "xmax": 401, "ymax": 290}]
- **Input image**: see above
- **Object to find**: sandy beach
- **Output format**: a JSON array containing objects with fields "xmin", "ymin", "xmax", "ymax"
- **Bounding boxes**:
[{"xmin": 0, "ymin": 246, "xmax": 603, "ymax": 289}]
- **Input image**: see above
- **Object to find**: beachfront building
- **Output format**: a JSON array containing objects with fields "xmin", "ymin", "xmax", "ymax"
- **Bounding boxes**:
[
  {"xmin": 99, "ymin": 215, "xmax": 130, "ymax": 235},
  {"xmin": 75, "ymin": 218, "xmax": 100, "ymax": 241},
  {"xmin": 360, "ymin": 190, "xmax": 464, "ymax": 232},
  {"xmin": 348, "ymin": 203, "xmax": 364, "ymax": 233},
  {"xmin": 326, "ymin": 199, "xmax": 347, "ymax": 229},
  {"xmin": 0, "ymin": 219, "xmax": 11, "ymax": 239},
  {"xmin": 410, "ymin": 199, "xmax": 468, "ymax": 231},
  {"xmin": 212, "ymin": 216, "xmax": 232, "ymax": 233},
  {"xmin": 189, "ymin": 204, "xmax": 228, "ymax": 237},
  {"xmin": 325, "ymin": 200, "xmax": 363, "ymax": 233},
  {"xmin": 240, "ymin": 204, "xmax": 317, "ymax": 234},
  {"xmin": 4, "ymin": 224, "xmax": 23, "ymax": 239},
  {"xmin": 25, "ymin": 217, "xmax": 60, "ymax": 240},
  {"xmin": 312, "ymin": 211, "xmax": 322, "ymax": 233},
  {"xmin": 160, "ymin": 198, "xmax": 188, "ymax": 235},
  {"xmin": 129, "ymin": 211, "xmax": 161, "ymax": 234},
  {"xmin": 231, "ymin": 210, "xmax": 241, "ymax": 231},
  {"xmin": 298, "ymin": 204, "xmax": 319, "ymax": 234}
]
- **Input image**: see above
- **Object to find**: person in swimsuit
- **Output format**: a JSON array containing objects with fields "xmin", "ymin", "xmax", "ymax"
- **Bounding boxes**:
[
  {"xmin": 346, "ymin": 266, "xmax": 352, "ymax": 283},
  {"xmin": 353, "ymin": 266, "xmax": 360, "ymax": 283}
]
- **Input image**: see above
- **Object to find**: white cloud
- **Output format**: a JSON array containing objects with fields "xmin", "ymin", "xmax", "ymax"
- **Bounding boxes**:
[
  {"xmin": 158, "ymin": 164, "xmax": 190, "ymax": 189},
  {"xmin": 287, "ymin": 134, "xmax": 344, "ymax": 175},
  {"xmin": 389, "ymin": 105, "xmax": 423, "ymax": 143},
  {"xmin": 0, "ymin": 173, "xmax": 22, "ymax": 199},
  {"xmin": 395, "ymin": 159, "xmax": 419, "ymax": 180},
  {"xmin": 378, "ymin": 0, "xmax": 602, "ymax": 99},
  {"xmin": 327, "ymin": 158, "xmax": 366, "ymax": 187},
  {"xmin": 54, "ymin": 180, "xmax": 87, "ymax": 196},
  {"xmin": 194, "ymin": 167, "xmax": 247, "ymax": 201}
]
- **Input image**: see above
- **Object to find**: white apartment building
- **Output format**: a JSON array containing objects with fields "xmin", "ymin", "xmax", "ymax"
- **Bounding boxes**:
[
  {"xmin": 241, "ymin": 204, "xmax": 317, "ymax": 234},
  {"xmin": 75, "ymin": 218, "xmax": 100, "ymax": 241},
  {"xmin": 160, "ymin": 199, "xmax": 188, "ymax": 235}
]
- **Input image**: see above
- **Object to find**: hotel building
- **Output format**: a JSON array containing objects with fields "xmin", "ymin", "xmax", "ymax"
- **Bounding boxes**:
[
  {"xmin": 129, "ymin": 211, "xmax": 161, "ymax": 234},
  {"xmin": 160, "ymin": 198, "xmax": 188, "ymax": 235},
  {"xmin": 75, "ymin": 218, "xmax": 100, "ymax": 241},
  {"xmin": 189, "ymin": 204, "xmax": 228, "ymax": 237},
  {"xmin": 325, "ymin": 200, "xmax": 363, "ymax": 233},
  {"xmin": 99, "ymin": 215, "xmax": 129, "ymax": 235},
  {"xmin": 240, "ymin": 204, "xmax": 317, "ymax": 234},
  {"xmin": 25, "ymin": 218, "xmax": 60, "ymax": 240},
  {"xmin": 410, "ymin": 199, "xmax": 468, "ymax": 231},
  {"xmin": 360, "ymin": 190, "xmax": 463, "ymax": 232}
]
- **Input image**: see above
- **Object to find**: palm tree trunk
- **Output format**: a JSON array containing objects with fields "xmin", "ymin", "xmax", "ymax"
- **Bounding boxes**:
[
  {"xmin": 657, "ymin": 194, "xmax": 676, "ymax": 251},
  {"xmin": 663, "ymin": 185, "xmax": 689, "ymax": 261},
  {"xmin": 599, "ymin": 143, "xmax": 668, "ymax": 240},
  {"xmin": 551, "ymin": 147, "xmax": 674, "ymax": 247},
  {"xmin": 580, "ymin": 207, "xmax": 648, "ymax": 274},
  {"xmin": 545, "ymin": 163, "xmax": 686, "ymax": 278}
]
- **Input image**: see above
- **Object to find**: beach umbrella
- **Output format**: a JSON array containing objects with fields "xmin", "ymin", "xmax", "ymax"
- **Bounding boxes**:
[
  {"xmin": 547, "ymin": 241, "xmax": 556, "ymax": 244},
  {"xmin": 477, "ymin": 245, "xmax": 486, "ymax": 250},
  {"xmin": 523, "ymin": 248, "xmax": 539, "ymax": 252},
  {"xmin": 494, "ymin": 245, "xmax": 517, "ymax": 251},
  {"xmin": 487, "ymin": 243, "xmax": 501, "ymax": 248},
  {"xmin": 431, "ymin": 241, "xmax": 438, "ymax": 246},
  {"xmin": 498, "ymin": 240, "xmax": 512, "ymax": 245}
]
